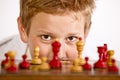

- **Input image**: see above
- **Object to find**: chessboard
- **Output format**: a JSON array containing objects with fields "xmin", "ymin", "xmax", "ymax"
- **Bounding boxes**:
[{"xmin": 0, "ymin": 60, "xmax": 120, "ymax": 80}]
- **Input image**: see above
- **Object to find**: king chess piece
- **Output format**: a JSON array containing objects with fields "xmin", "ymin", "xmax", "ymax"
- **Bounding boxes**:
[
  {"xmin": 94, "ymin": 46, "xmax": 107, "ymax": 69},
  {"xmin": 19, "ymin": 54, "xmax": 30, "ymax": 69},
  {"xmin": 76, "ymin": 37, "xmax": 85, "ymax": 65},
  {"xmin": 49, "ymin": 40, "xmax": 62, "ymax": 69}
]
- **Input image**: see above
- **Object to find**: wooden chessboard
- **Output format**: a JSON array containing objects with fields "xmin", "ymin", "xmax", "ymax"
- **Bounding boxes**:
[{"xmin": 0, "ymin": 60, "xmax": 120, "ymax": 80}]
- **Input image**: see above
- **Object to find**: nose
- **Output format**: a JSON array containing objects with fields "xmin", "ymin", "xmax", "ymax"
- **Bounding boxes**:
[{"xmin": 57, "ymin": 42, "xmax": 67, "ymax": 60}]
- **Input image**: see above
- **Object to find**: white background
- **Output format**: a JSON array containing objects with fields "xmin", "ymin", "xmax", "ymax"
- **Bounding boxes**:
[{"xmin": 0, "ymin": 0, "xmax": 120, "ymax": 61}]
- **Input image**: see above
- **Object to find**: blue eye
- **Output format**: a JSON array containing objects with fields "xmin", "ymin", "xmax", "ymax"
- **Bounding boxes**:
[
  {"xmin": 66, "ymin": 36, "xmax": 77, "ymax": 42},
  {"xmin": 41, "ymin": 35, "xmax": 52, "ymax": 41}
]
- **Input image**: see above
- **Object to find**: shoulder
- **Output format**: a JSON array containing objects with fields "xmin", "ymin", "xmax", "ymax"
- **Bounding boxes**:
[{"xmin": 0, "ymin": 34, "xmax": 27, "ymax": 60}]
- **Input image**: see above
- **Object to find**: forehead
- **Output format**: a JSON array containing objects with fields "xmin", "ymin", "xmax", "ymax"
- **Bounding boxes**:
[
  {"xmin": 30, "ymin": 12, "xmax": 85, "ymax": 27},
  {"xmin": 29, "ymin": 12, "xmax": 85, "ymax": 36}
]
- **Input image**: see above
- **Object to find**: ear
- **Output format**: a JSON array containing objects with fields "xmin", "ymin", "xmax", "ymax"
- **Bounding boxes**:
[
  {"xmin": 84, "ymin": 22, "xmax": 91, "ymax": 40},
  {"xmin": 17, "ymin": 17, "xmax": 28, "ymax": 43}
]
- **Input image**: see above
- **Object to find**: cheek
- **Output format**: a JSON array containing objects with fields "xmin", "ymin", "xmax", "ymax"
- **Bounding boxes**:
[
  {"xmin": 28, "ymin": 36, "xmax": 52, "ymax": 58},
  {"xmin": 66, "ymin": 45, "xmax": 78, "ymax": 60}
]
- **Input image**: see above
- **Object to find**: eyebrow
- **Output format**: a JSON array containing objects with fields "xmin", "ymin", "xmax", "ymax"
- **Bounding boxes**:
[
  {"xmin": 37, "ymin": 30, "xmax": 81, "ymax": 37},
  {"xmin": 66, "ymin": 33, "xmax": 81, "ymax": 37},
  {"xmin": 37, "ymin": 30, "xmax": 55, "ymax": 36}
]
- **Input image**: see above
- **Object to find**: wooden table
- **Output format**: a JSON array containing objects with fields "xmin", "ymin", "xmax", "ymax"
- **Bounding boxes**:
[{"xmin": 0, "ymin": 60, "xmax": 120, "ymax": 80}]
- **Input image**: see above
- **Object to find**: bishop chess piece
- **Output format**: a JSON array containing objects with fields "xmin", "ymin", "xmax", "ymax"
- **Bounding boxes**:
[
  {"xmin": 1, "ymin": 53, "xmax": 8, "ymax": 68},
  {"xmin": 49, "ymin": 40, "xmax": 62, "ymax": 69},
  {"xmin": 76, "ymin": 37, "xmax": 85, "ymax": 65},
  {"xmin": 19, "ymin": 54, "xmax": 30, "ymax": 69},
  {"xmin": 31, "ymin": 46, "xmax": 41, "ymax": 65},
  {"xmin": 94, "ymin": 46, "xmax": 107, "ymax": 69},
  {"xmin": 71, "ymin": 58, "xmax": 83, "ymax": 72},
  {"xmin": 82, "ymin": 57, "xmax": 92, "ymax": 70}
]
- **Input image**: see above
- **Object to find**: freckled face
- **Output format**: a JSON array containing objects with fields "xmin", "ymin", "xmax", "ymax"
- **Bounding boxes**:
[{"xmin": 27, "ymin": 12, "xmax": 85, "ymax": 60}]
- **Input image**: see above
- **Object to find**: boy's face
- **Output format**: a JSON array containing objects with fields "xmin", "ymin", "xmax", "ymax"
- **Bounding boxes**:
[{"xmin": 18, "ymin": 12, "xmax": 87, "ymax": 60}]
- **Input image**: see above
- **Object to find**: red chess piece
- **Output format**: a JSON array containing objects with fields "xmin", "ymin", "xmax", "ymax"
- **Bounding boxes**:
[
  {"xmin": 6, "ymin": 59, "xmax": 18, "ymax": 73},
  {"xmin": 49, "ymin": 41, "xmax": 62, "ymax": 69},
  {"xmin": 103, "ymin": 44, "xmax": 108, "ymax": 62},
  {"xmin": 94, "ymin": 46, "xmax": 107, "ymax": 69},
  {"xmin": 82, "ymin": 57, "xmax": 92, "ymax": 70},
  {"xmin": 108, "ymin": 59, "xmax": 118, "ymax": 73},
  {"xmin": 19, "ymin": 54, "xmax": 30, "ymax": 69},
  {"xmin": 1, "ymin": 53, "xmax": 8, "ymax": 68}
]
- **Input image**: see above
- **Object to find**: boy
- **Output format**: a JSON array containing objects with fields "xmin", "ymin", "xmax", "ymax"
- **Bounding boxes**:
[{"xmin": 0, "ymin": 0, "xmax": 95, "ymax": 60}]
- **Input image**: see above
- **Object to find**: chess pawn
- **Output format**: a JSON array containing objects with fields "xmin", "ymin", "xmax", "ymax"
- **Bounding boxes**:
[
  {"xmin": 82, "ymin": 57, "xmax": 92, "ymax": 70},
  {"xmin": 107, "ymin": 50, "xmax": 114, "ymax": 66},
  {"xmin": 6, "ymin": 58, "xmax": 18, "ymax": 73},
  {"xmin": 108, "ymin": 59, "xmax": 118, "ymax": 73},
  {"xmin": 1, "ymin": 53, "xmax": 8, "ymax": 68},
  {"xmin": 71, "ymin": 58, "xmax": 83, "ymax": 72},
  {"xmin": 4, "ymin": 51, "xmax": 16, "ymax": 69},
  {"xmin": 39, "ymin": 57, "xmax": 50, "ymax": 70},
  {"xmin": 76, "ymin": 37, "xmax": 85, "ymax": 65},
  {"xmin": 19, "ymin": 54, "xmax": 30, "ymax": 69},
  {"xmin": 31, "ymin": 46, "xmax": 41, "ymax": 65}
]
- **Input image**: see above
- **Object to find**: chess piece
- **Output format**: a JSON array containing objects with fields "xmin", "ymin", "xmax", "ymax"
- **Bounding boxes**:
[
  {"xmin": 1, "ymin": 53, "xmax": 8, "ymax": 68},
  {"xmin": 76, "ymin": 37, "xmax": 85, "ymax": 65},
  {"xmin": 39, "ymin": 57, "xmax": 50, "ymax": 70},
  {"xmin": 31, "ymin": 46, "xmax": 41, "ymax": 65},
  {"xmin": 5, "ymin": 51, "xmax": 18, "ymax": 72},
  {"xmin": 19, "ymin": 54, "xmax": 30, "ymax": 69},
  {"xmin": 71, "ymin": 58, "xmax": 83, "ymax": 72},
  {"xmin": 103, "ymin": 44, "xmax": 108, "ymax": 62},
  {"xmin": 4, "ymin": 51, "xmax": 16, "ymax": 69},
  {"xmin": 94, "ymin": 46, "xmax": 107, "ymax": 69},
  {"xmin": 108, "ymin": 59, "xmax": 118, "ymax": 73},
  {"xmin": 82, "ymin": 57, "xmax": 92, "ymax": 70},
  {"xmin": 107, "ymin": 50, "xmax": 114, "ymax": 67},
  {"xmin": 6, "ymin": 58, "xmax": 18, "ymax": 72},
  {"xmin": 49, "ymin": 40, "xmax": 62, "ymax": 69}
]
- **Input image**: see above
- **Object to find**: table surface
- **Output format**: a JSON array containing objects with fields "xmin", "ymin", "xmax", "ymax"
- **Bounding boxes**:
[{"xmin": 0, "ymin": 60, "xmax": 120, "ymax": 80}]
